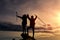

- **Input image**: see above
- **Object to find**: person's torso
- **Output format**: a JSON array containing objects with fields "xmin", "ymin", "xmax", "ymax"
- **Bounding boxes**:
[
  {"xmin": 30, "ymin": 19, "xmax": 35, "ymax": 25},
  {"xmin": 22, "ymin": 17, "xmax": 27, "ymax": 24}
]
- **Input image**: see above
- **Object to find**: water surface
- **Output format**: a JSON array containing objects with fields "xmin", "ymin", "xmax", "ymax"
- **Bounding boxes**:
[{"xmin": 0, "ymin": 31, "xmax": 60, "ymax": 40}]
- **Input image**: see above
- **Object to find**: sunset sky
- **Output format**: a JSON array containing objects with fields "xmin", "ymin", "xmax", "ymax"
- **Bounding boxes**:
[{"xmin": 0, "ymin": 0, "xmax": 60, "ymax": 27}]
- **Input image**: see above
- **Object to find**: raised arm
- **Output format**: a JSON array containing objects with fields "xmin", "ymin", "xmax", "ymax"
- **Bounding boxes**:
[
  {"xmin": 34, "ymin": 15, "xmax": 37, "ymax": 20},
  {"xmin": 16, "ymin": 11, "xmax": 22, "ymax": 18},
  {"xmin": 27, "ymin": 14, "xmax": 30, "ymax": 20},
  {"xmin": 16, "ymin": 15, "xmax": 22, "ymax": 18}
]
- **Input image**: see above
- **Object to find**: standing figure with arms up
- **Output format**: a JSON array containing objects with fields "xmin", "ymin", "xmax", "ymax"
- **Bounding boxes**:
[{"xmin": 27, "ymin": 14, "xmax": 37, "ymax": 38}]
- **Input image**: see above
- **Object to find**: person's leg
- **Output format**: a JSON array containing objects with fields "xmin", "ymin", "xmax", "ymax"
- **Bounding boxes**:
[
  {"xmin": 27, "ymin": 27, "xmax": 31, "ymax": 36},
  {"xmin": 32, "ymin": 26, "xmax": 34, "ymax": 38},
  {"xmin": 24, "ymin": 25, "xmax": 26, "ymax": 34},
  {"xmin": 22, "ymin": 24, "xmax": 25, "ymax": 34},
  {"xmin": 22, "ymin": 24, "xmax": 26, "ymax": 34},
  {"xmin": 27, "ymin": 27, "xmax": 29, "ymax": 35},
  {"xmin": 33, "ymin": 27, "xmax": 34, "ymax": 38},
  {"xmin": 23, "ymin": 28, "xmax": 24, "ymax": 34},
  {"xmin": 23, "ymin": 27, "xmax": 25, "ymax": 34}
]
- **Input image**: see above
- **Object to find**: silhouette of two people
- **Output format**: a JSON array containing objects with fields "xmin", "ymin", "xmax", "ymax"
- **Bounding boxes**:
[{"xmin": 16, "ymin": 12, "xmax": 37, "ymax": 39}]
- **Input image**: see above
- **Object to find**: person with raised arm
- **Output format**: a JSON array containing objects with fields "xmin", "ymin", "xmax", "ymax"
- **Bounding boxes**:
[
  {"xmin": 27, "ymin": 14, "xmax": 37, "ymax": 38},
  {"xmin": 16, "ymin": 12, "xmax": 27, "ymax": 34}
]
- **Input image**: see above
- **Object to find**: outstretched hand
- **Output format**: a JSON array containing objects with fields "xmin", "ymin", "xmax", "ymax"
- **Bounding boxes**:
[
  {"xmin": 36, "ymin": 16, "xmax": 37, "ymax": 17},
  {"xmin": 35, "ymin": 15, "xmax": 37, "ymax": 18}
]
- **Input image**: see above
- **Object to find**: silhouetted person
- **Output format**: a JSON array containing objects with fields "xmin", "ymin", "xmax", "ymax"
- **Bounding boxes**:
[
  {"xmin": 27, "ymin": 15, "xmax": 37, "ymax": 38},
  {"xmin": 16, "ymin": 14, "xmax": 27, "ymax": 34}
]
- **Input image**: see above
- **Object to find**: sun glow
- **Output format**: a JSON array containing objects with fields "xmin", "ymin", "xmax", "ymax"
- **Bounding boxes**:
[{"xmin": 55, "ymin": 12, "xmax": 60, "ymax": 26}]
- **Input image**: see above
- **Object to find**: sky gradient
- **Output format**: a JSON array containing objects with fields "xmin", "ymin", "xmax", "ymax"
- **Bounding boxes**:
[{"xmin": 0, "ymin": 0, "xmax": 60, "ymax": 27}]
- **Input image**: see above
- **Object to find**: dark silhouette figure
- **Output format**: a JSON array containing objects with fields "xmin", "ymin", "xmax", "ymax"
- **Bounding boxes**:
[
  {"xmin": 27, "ymin": 15, "xmax": 37, "ymax": 38},
  {"xmin": 16, "ymin": 14, "xmax": 27, "ymax": 34},
  {"xmin": 21, "ymin": 33, "xmax": 35, "ymax": 40},
  {"xmin": 12, "ymin": 38, "xmax": 15, "ymax": 40}
]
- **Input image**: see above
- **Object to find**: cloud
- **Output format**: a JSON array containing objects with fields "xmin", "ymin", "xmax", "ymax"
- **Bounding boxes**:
[
  {"xmin": 0, "ymin": 0, "xmax": 30, "ymax": 22},
  {"xmin": 0, "ymin": 0, "xmax": 37, "ymax": 23}
]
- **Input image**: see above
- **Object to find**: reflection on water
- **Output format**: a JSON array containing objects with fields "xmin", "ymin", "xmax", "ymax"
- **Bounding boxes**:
[{"xmin": 0, "ymin": 31, "xmax": 60, "ymax": 40}]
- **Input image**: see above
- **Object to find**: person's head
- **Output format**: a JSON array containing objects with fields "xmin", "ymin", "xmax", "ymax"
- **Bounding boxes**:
[
  {"xmin": 23, "ymin": 14, "xmax": 26, "ymax": 17},
  {"xmin": 31, "ymin": 15, "xmax": 34, "ymax": 19}
]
